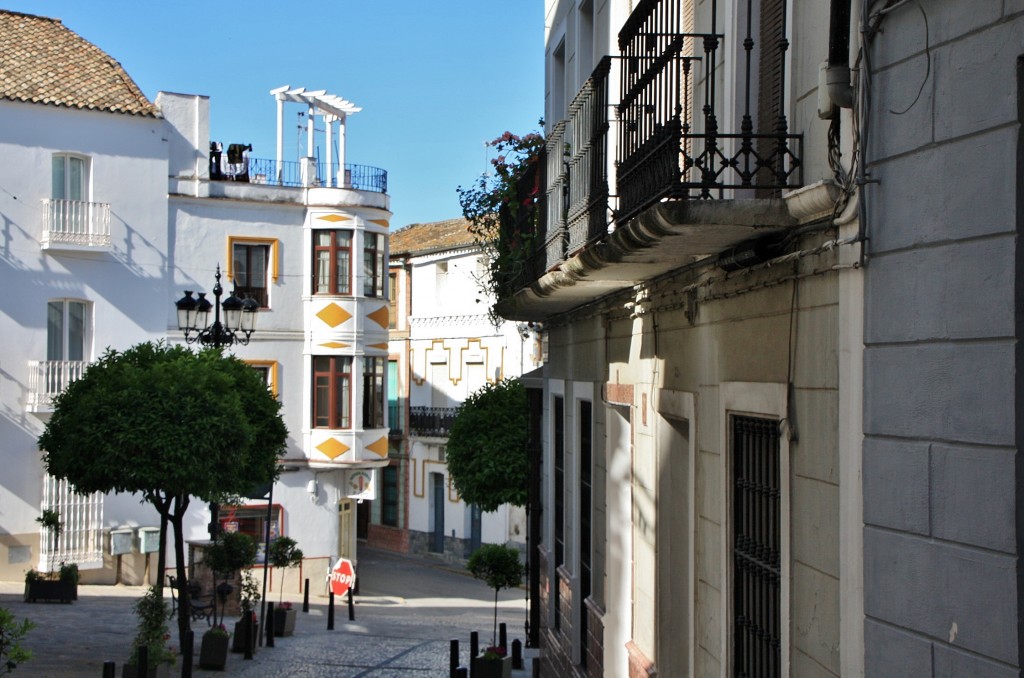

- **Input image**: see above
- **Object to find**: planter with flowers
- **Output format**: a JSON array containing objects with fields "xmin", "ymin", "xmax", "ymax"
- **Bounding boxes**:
[
  {"xmin": 473, "ymin": 645, "xmax": 512, "ymax": 678},
  {"xmin": 231, "ymin": 567, "xmax": 260, "ymax": 654},
  {"xmin": 198, "ymin": 624, "xmax": 230, "ymax": 670},
  {"xmin": 123, "ymin": 586, "xmax": 174, "ymax": 678},
  {"xmin": 466, "ymin": 543, "xmax": 524, "ymax": 678},
  {"xmin": 23, "ymin": 561, "xmax": 78, "ymax": 603},
  {"xmin": 267, "ymin": 537, "xmax": 303, "ymax": 637},
  {"xmin": 201, "ymin": 531, "xmax": 257, "ymax": 668}
]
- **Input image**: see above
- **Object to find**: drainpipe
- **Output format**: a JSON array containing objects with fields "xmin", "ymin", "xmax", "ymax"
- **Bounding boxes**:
[{"xmin": 827, "ymin": 0, "xmax": 854, "ymax": 109}]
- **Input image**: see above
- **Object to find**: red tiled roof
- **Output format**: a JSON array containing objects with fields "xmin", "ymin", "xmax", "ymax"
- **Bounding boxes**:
[
  {"xmin": 0, "ymin": 10, "xmax": 158, "ymax": 117},
  {"xmin": 390, "ymin": 218, "xmax": 477, "ymax": 257}
]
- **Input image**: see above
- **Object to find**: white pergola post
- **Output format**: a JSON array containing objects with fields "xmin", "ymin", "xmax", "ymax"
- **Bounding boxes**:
[
  {"xmin": 337, "ymin": 116, "xmax": 347, "ymax": 187},
  {"xmin": 325, "ymin": 116, "xmax": 335, "ymax": 187}
]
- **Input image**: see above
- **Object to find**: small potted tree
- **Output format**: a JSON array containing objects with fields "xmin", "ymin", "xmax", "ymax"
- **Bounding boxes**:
[
  {"xmin": 231, "ymin": 566, "xmax": 260, "ymax": 655},
  {"xmin": 199, "ymin": 531, "xmax": 256, "ymax": 670},
  {"xmin": 124, "ymin": 586, "xmax": 174, "ymax": 678},
  {"xmin": 24, "ymin": 510, "xmax": 79, "ymax": 603},
  {"xmin": 467, "ymin": 544, "xmax": 524, "ymax": 678},
  {"xmin": 267, "ymin": 537, "xmax": 303, "ymax": 637}
]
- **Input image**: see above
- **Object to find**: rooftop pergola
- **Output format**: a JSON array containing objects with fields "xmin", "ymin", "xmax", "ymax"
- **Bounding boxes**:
[{"xmin": 270, "ymin": 86, "xmax": 362, "ymax": 188}]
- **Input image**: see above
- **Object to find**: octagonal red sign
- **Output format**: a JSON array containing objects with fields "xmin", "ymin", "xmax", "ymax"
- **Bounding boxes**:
[{"xmin": 329, "ymin": 557, "xmax": 356, "ymax": 597}]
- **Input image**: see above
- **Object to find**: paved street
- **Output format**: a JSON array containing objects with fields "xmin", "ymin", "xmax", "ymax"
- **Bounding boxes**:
[{"xmin": 0, "ymin": 549, "xmax": 534, "ymax": 677}]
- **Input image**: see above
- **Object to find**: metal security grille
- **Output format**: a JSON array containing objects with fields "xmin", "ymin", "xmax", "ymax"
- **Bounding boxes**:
[
  {"xmin": 40, "ymin": 474, "xmax": 104, "ymax": 571},
  {"xmin": 732, "ymin": 415, "xmax": 781, "ymax": 677}
]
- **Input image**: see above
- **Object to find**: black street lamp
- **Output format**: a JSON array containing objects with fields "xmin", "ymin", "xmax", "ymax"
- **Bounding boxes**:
[
  {"xmin": 175, "ymin": 264, "xmax": 259, "ymax": 347},
  {"xmin": 174, "ymin": 264, "xmax": 260, "ymax": 538}
]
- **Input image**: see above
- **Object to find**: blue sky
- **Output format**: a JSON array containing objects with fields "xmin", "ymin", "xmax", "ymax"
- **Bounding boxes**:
[{"xmin": 6, "ymin": 1, "xmax": 545, "ymax": 229}]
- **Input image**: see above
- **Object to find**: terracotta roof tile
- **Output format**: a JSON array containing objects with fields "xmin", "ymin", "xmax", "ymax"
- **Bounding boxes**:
[
  {"xmin": 390, "ymin": 218, "xmax": 477, "ymax": 257},
  {"xmin": 0, "ymin": 10, "xmax": 158, "ymax": 117}
]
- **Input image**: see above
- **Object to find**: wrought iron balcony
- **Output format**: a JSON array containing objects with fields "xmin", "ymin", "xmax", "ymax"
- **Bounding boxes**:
[
  {"xmin": 225, "ymin": 157, "xmax": 388, "ymax": 193},
  {"xmin": 27, "ymin": 360, "xmax": 88, "ymax": 413},
  {"xmin": 388, "ymin": 401, "xmax": 405, "ymax": 437},
  {"xmin": 494, "ymin": 0, "xmax": 803, "ymax": 315},
  {"xmin": 408, "ymin": 406, "xmax": 458, "ymax": 438},
  {"xmin": 40, "ymin": 199, "xmax": 111, "ymax": 251}
]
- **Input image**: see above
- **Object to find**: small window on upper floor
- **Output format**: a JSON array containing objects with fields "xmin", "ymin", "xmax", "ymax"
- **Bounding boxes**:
[
  {"xmin": 232, "ymin": 242, "xmax": 271, "ymax": 308},
  {"xmin": 52, "ymin": 154, "xmax": 89, "ymax": 203},
  {"xmin": 388, "ymin": 272, "xmax": 399, "ymax": 329},
  {"xmin": 363, "ymin": 233, "xmax": 385, "ymax": 298},
  {"xmin": 313, "ymin": 230, "xmax": 352, "ymax": 295},
  {"xmin": 47, "ymin": 299, "xmax": 89, "ymax": 362}
]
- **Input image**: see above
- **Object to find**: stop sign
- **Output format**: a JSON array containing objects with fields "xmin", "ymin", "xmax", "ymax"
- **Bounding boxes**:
[{"xmin": 329, "ymin": 557, "xmax": 356, "ymax": 597}]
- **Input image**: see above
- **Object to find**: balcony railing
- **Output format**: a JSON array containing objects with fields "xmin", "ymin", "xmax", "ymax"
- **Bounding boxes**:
[
  {"xmin": 229, "ymin": 157, "xmax": 388, "ymax": 193},
  {"xmin": 408, "ymin": 406, "xmax": 458, "ymax": 438},
  {"xmin": 388, "ymin": 401, "xmax": 405, "ymax": 437},
  {"xmin": 40, "ymin": 199, "xmax": 111, "ymax": 250},
  {"xmin": 27, "ymin": 360, "xmax": 87, "ymax": 411},
  {"xmin": 497, "ymin": 0, "xmax": 803, "ymax": 299}
]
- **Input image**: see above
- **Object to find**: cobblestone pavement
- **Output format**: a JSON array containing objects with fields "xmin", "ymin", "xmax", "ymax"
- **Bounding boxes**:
[{"xmin": 0, "ymin": 548, "xmax": 536, "ymax": 677}]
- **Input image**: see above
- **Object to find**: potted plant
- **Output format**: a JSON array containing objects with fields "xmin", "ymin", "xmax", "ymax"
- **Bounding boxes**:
[
  {"xmin": 198, "ymin": 624, "xmax": 230, "ymax": 670},
  {"xmin": 123, "ymin": 586, "xmax": 174, "ymax": 678},
  {"xmin": 231, "ymin": 567, "xmax": 260, "ymax": 655},
  {"xmin": 23, "ymin": 561, "xmax": 78, "ymax": 603},
  {"xmin": 0, "ymin": 606, "xmax": 35, "ymax": 674},
  {"xmin": 267, "ymin": 537, "xmax": 303, "ymax": 637},
  {"xmin": 200, "ymin": 531, "xmax": 257, "ymax": 667},
  {"xmin": 467, "ymin": 544, "xmax": 524, "ymax": 678}
]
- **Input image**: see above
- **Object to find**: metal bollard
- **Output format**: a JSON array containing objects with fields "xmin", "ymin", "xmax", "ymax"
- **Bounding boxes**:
[
  {"xmin": 512, "ymin": 638, "xmax": 523, "ymax": 669},
  {"xmin": 181, "ymin": 629, "xmax": 193, "ymax": 678},
  {"xmin": 265, "ymin": 602, "xmax": 275, "ymax": 647},
  {"xmin": 532, "ymin": 656, "xmax": 541, "ymax": 677},
  {"xmin": 456, "ymin": 668, "xmax": 468, "ymax": 678},
  {"xmin": 303, "ymin": 578, "xmax": 310, "ymax": 612},
  {"xmin": 244, "ymin": 613, "xmax": 254, "ymax": 660},
  {"xmin": 499, "ymin": 622, "xmax": 507, "ymax": 651},
  {"xmin": 470, "ymin": 630, "xmax": 479, "ymax": 676},
  {"xmin": 450, "ymin": 639, "xmax": 460, "ymax": 677},
  {"xmin": 102, "ymin": 660, "xmax": 116, "ymax": 678},
  {"xmin": 347, "ymin": 586, "xmax": 355, "ymax": 621},
  {"xmin": 138, "ymin": 644, "xmax": 148, "ymax": 676},
  {"xmin": 327, "ymin": 591, "xmax": 335, "ymax": 630}
]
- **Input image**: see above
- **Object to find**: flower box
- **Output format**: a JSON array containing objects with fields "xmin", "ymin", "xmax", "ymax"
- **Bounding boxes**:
[
  {"xmin": 231, "ymin": 614, "xmax": 258, "ymax": 654},
  {"xmin": 273, "ymin": 606, "xmax": 297, "ymax": 637},
  {"xmin": 23, "ymin": 579, "xmax": 77, "ymax": 603},
  {"xmin": 199, "ymin": 631, "xmax": 230, "ymax": 670},
  {"xmin": 472, "ymin": 654, "xmax": 512, "ymax": 678},
  {"xmin": 121, "ymin": 663, "xmax": 170, "ymax": 678}
]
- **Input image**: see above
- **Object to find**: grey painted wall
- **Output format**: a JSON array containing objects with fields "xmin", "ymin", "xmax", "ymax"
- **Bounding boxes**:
[{"xmin": 862, "ymin": 3, "xmax": 1023, "ymax": 674}]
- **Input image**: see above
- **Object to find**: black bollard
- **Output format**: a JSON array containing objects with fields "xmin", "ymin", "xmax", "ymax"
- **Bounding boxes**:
[
  {"xmin": 181, "ymin": 629, "xmax": 193, "ymax": 678},
  {"xmin": 532, "ymin": 656, "xmax": 541, "ymax": 676},
  {"xmin": 244, "ymin": 613, "xmax": 254, "ymax": 660},
  {"xmin": 347, "ymin": 586, "xmax": 355, "ymax": 621},
  {"xmin": 512, "ymin": 639, "xmax": 522, "ymax": 669},
  {"xmin": 327, "ymin": 591, "xmax": 335, "ymax": 630},
  {"xmin": 456, "ymin": 669, "xmax": 468, "ymax": 678},
  {"xmin": 303, "ymin": 578, "xmax": 310, "ymax": 612},
  {"xmin": 102, "ymin": 660, "xmax": 116, "ymax": 678},
  {"xmin": 449, "ymin": 639, "xmax": 460, "ymax": 677},
  {"xmin": 265, "ymin": 602, "xmax": 275, "ymax": 647},
  {"xmin": 138, "ymin": 644, "xmax": 149, "ymax": 677},
  {"xmin": 470, "ymin": 630, "xmax": 479, "ymax": 668},
  {"xmin": 499, "ymin": 623, "xmax": 507, "ymax": 652}
]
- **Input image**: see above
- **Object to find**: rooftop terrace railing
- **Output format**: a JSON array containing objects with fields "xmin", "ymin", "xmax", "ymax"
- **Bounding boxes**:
[{"xmin": 231, "ymin": 157, "xmax": 388, "ymax": 193}]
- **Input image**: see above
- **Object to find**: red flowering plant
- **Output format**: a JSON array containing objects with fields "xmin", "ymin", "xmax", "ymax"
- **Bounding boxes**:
[
  {"xmin": 457, "ymin": 123, "xmax": 544, "ymax": 320},
  {"xmin": 129, "ymin": 586, "xmax": 176, "ymax": 667},
  {"xmin": 482, "ymin": 645, "xmax": 507, "ymax": 660}
]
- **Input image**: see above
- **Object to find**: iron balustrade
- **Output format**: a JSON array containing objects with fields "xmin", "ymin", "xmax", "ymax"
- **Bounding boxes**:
[
  {"xmin": 566, "ymin": 57, "xmax": 612, "ymax": 258},
  {"xmin": 408, "ymin": 406, "xmax": 459, "ymax": 437},
  {"xmin": 233, "ymin": 157, "xmax": 388, "ymax": 193},
  {"xmin": 27, "ymin": 360, "xmax": 88, "ymax": 410},
  {"xmin": 388, "ymin": 401, "xmax": 404, "ymax": 436}
]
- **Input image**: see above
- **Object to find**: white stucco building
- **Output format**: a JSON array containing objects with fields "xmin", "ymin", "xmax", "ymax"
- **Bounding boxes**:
[{"xmin": 0, "ymin": 10, "xmax": 392, "ymax": 593}]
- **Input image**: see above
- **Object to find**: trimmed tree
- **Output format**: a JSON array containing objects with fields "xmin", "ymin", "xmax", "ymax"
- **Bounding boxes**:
[
  {"xmin": 37, "ymin": 341, "xmax": 286, "ymax": 642},
  {"xmin": 467, "ymin": 543, "xmax": 525, "ymax": 647},
  {"xmin": 445, "ymin": 378, "xmax": 528, "ymax": 513}
]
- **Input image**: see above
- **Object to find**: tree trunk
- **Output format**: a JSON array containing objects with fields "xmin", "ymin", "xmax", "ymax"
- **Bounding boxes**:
[{"xmin": 171, "ymin": 494, "xmax": 192, "ymax": 643}]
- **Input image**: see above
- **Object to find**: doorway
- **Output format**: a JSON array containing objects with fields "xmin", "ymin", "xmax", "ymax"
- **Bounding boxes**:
[{"xmin": 430, "ymin": 473, "xmax": 445, "ymax": 553}]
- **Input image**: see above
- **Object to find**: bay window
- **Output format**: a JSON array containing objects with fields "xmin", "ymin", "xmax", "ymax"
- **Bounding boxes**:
[
  {"xmin": 363, "ymin": 232, "xmax": 385, "ymax": 297},
  {"xmin": 313, "ymin": 230, "xmax": 352, "ymax": 295},
  {"xmin": 313, "ymin": 355, "xmax": 352, "ymax": 428}
]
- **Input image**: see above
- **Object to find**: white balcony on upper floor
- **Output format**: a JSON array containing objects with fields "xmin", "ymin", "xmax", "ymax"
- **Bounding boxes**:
[
  {"xmin": 40, "ymin": 199, "xmax": 111, "ymax": 252},
  {"xmin": 27, "ymin": 360, "xmax": 88, "ymax": 414}
]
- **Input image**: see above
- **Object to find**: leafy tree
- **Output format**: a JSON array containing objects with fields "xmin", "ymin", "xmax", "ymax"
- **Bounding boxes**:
[
  {"xmin": 446, "ymin": 378, "xmax": 528, "ymax": 512},
  {"xmin": 37, "ymin": 341, "xmax": 287, "ymax": 642},
  {"xmin": 467, "ymin": 544, "xmax": 525, "ymax": 647}
]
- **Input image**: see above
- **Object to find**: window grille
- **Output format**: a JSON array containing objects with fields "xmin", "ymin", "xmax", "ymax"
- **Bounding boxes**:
[
  {"xmin": 40, "ymin": 475, "xmax": 103, "ymax": 571},
  {"xmin": 732, "ymin": 415, "xmax": 781, "ymax": 677}
]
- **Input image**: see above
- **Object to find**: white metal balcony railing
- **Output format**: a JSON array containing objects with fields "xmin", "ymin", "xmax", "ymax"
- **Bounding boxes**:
[
  {"xmin": 27, "ymin": 360, "xmax": 87, "ymax": 411},
  {"xmin": 41, "ymin": 199, "xmax": 112, "ymax": 249},
  {"xmin": 40, "ymin": 474, "xmax": 104, "ymax": 571}
]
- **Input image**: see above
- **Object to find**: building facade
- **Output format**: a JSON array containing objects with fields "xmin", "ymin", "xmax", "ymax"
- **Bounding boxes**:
[
  {"xmin": 0, "ymin": 10, "xmax": 391, "ymax": 592},
  {"xmin": 506, "ymin": 1, "xmax": 1024, "ymax": 676},
  {"xmin": 386, "ymin": 218, "xmax": 539, "ymax": 559}
]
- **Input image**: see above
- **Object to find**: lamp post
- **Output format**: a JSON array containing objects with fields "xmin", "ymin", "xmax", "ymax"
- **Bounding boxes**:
[{"xmin": 174, "ymin": 264, "xmax": 259, "ymax": 538}]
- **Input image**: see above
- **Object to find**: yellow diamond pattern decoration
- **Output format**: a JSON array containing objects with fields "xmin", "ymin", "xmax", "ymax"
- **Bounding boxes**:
[
  {"xmin": 368, "ymin": 343, "xmax": 388, "ymax": 351},
  {"xmin": 317, "ymin": 303, "xmax": 352, "ymax": 328},
  {"xmin": 319, "ymin": 342, "xmax": 350, "ymax": 349},
  {"xmin": 316, "ymin": 438, "xmax": 350, "ymax": 460},
  {"xmin": 366, "ymin": 437, "xmax": 388, "ymax": 458},
  {"xmin": 367, "ymin": 306, "xmax": 389, "ymax": 328},
  {"xmin": 369, "ymin": 219, "xmax": 390, "ymax": 228},
  {"xmin": 317, "ymin": 214, "xmax": 351, "ymax": 223}
]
